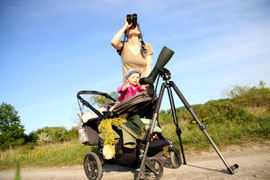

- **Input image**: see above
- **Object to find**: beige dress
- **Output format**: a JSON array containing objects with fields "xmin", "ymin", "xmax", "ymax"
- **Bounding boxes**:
[{"xmin": 120, "ymin": 42, "xmax": 154, "ymax": 82}]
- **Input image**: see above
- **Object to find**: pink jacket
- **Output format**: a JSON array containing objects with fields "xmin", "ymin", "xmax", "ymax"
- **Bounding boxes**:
[{"xmin": 117, "ymin": 84, "xmax": 145, "ymax": 102}]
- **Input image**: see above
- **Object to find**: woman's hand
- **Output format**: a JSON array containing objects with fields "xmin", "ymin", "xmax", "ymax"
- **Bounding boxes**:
[
  {"xmin": 111, "ymin": 18, "xmax": 132, "ymax": 50},
  {"xmin": 124, "ymin": 18, "xmax": 132, "ymax": 30}
]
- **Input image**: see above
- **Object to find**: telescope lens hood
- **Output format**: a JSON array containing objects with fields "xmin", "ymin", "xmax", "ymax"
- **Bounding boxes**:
[
  {"xmin": 139, "ymin": 77, "xmax": 153, "ymax": 85},
  {"xmin": 140, "ymin": 46, "xmax": 174, "ymax": 85}
]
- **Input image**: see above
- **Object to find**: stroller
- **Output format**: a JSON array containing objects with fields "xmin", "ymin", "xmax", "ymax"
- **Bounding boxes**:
[
  {"xmin": 77, "ymin": 88, "xmax": 182, "ymax": 180},
  {"xmin": 77, "ymin": 46, "xmax": 238, "ymax": 180},
  {"xmin": 77, "ymin": 47, "xmax": 182, "ymax": 180}
]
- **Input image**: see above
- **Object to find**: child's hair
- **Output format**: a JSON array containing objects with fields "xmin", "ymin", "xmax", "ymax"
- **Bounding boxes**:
[{"xmin": 125, "ymin": 69, "xmax": 142, "ymax": 80}]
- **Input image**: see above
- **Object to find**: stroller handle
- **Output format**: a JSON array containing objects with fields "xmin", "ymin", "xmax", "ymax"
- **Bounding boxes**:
[
  {"xmin": 77, "ymin": 90, "xmax": 116, "ymax": 119},
  {"xmin": 77, "ymin": 90, "xmax": 116, "ymax": 102}
]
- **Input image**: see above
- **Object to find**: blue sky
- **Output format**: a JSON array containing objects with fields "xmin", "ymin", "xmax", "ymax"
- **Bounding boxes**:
[{"xmin": 1, "ymin": 0, "xmax": 270, "ymax": 134}]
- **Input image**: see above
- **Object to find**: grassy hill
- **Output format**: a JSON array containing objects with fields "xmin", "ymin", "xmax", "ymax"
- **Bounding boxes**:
[{"xmin": 1, "ymin": 82, "xmax": 269, "ymax": 170}]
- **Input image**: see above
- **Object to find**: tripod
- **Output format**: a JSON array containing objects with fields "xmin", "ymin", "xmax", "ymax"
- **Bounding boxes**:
[{"xmin": 137, "ymin": 68, "xmax": 238, "ymax": 180}]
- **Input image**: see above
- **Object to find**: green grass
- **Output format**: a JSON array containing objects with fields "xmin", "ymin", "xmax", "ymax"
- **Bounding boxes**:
[
  {"xmin": 161, "ymin": 114, "xmax": 270, "ymax": 150},
  {"xmin": 15, "ymin": 161, "xmax": 20, "ymax": 180},
  {"xmin": 0, "ymin": 139, "xmax": 97, "ymax": 170},
  {"xmin": 1, "ymin": 114, "xmax": 269, "ymax": 170}
]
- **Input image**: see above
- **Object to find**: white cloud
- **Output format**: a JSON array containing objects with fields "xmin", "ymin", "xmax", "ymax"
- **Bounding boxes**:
[{"xmin": 170, "ymin": 20, "xmax": 270, "ymax": 72}]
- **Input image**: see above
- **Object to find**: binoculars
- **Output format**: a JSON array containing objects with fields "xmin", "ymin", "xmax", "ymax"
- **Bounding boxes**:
[{"xmin": 126, "ymin": 14, "xmax": 137, "ymax": 28}]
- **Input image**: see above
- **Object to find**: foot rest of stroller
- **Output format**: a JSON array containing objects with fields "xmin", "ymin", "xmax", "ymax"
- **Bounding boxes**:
[{"xmin": 149, "ymin": 139, "xmax": 170, "ymax": 150}]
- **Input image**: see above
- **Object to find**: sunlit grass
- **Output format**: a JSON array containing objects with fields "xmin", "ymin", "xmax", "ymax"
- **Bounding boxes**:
[
  {"xmin": 161, "ymin": 114, "xmax": 270, "ymax": 151},
  {"xmin": 0, "ymin": 139, "xmax": 95, "ymax": 170},
  {"xmin": 1, "ymin": 113, "xmax": 269, "ymax": 170}
]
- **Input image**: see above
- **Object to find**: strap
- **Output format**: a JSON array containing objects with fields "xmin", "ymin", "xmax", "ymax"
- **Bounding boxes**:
[
  {"xmin": 138, "ymin": 25, "xmax": 147, "ymax": 54},
  {"xmin": 117, "ymin": 27, "xmax": 147, "ymax": 56},
  {"xmin": 117, "ymin": 48, "xmax": 123, "ymax": 55},
  {"xmin": 117, "ymin": 31, "xmax": 127, "ymax": 56}
]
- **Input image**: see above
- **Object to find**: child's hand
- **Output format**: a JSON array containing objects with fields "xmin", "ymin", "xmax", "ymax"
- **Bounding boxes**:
[
  {"xmin": 142, "ymin": 85, "xmax": 148, "ymax": 90},
  {"xmin": 126, "ymin": 81, "xmax": 130, "ymax": 88},
  {"xmin": 122, "ymin": 80, "xmax": 130, "ymax": 91}
]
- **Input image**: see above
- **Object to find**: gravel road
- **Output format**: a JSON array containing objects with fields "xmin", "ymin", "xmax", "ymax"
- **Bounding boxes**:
[{"xmin": 1, "ymin": 142, "xmax": 269, "ymax": 180}]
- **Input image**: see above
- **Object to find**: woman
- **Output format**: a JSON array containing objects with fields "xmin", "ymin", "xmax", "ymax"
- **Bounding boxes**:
[{"xmin": 111, "ymin": 15, "xmax": 154, "ymax": 83}]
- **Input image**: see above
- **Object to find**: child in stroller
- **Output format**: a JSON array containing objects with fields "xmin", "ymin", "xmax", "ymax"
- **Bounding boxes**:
[
  {"xmin": 77, "ymin": 89, "xmax": 182, "ymax": 180},
  {"xmin": 117, "ymin": 69, "xmax": 145, "ymax": 102}
]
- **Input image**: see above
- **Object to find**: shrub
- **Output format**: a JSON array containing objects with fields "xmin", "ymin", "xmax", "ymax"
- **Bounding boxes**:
[
  {"xmin": 227, "ymin": 81, "xmax": 270, "ymax": 107},
  {"xmin": 0, "ymin": 102, "xmax": 26, "ymax": 150},
  {"xmin": 30, "ymin": 127, "xmax": 79, "ymax": 144},
  {"xmin": 68, "ymin": 127, "xmax": 79, "ymax": 139},
  {"xmin": 34, "ymin": 127, "xmax": 70, "ymax": 144}
]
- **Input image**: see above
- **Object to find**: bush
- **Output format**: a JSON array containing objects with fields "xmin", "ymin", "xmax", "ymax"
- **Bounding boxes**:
[
  {"xmin": 30, "ymin": 127, "xmax": 79, "ymax": 144},
  {"xmin": 199, "ymin": 99, "xmax": 255, "ymax": 123},
  {"xmin": 227, "ymin": 81, "xmax": 270, "ymax": 107},
  {"xmin": 162, "ymin": 82, "xmax": 270, "ymax": 127},
  {"xmin": 68, "ymin": 127, "xmax": 79, "ymax": 139},
  {"xmin": 90, "ymin": 91, "xmax": 119, "ymax": 108},
  {"xmin": 0, "ymin": 102, "xmax": 26, "ymax": 150},
  {"xmin": 34, "ymin": 127, "xmax": 69, "ymax": 144}
]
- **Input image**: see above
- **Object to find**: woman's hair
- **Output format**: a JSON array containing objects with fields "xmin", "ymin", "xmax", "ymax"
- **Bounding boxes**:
[{"xmin": 124, "ymin": 24, "xmax": 141, "ymax": 39}]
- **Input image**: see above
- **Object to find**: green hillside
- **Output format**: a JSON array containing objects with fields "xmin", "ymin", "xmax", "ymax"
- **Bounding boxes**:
[{"xmin": 1, "ymin": 82, "xmax": 269, "ymax": 170}]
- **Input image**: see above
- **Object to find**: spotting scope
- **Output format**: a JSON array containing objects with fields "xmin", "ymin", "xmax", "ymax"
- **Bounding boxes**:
[{"xmin": 139, "ymin": 46, "xmax": 174, "ymax": 85}]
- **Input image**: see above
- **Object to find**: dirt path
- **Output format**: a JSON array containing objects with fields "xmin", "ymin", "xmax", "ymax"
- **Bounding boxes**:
[{"xmin": 1, "ymin": 142, "xmax": 270, "ymax": 180}]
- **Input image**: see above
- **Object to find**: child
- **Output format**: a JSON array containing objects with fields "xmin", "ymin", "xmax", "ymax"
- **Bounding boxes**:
[{"xmin": 117, "ymin": 69, "xmax": 145, "ymax": 102}]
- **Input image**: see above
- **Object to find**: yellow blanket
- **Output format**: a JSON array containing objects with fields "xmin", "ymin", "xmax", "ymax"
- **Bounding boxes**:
[{"xmin": 98, "ymin": 118, "xmax": 127, "ymax": 159}]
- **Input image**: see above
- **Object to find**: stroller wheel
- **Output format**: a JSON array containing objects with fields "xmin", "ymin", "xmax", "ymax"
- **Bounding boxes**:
[
  {"xmin": 169, "ymin": 146, "xmax": 182, "ymax": 168},
  {"xmin": 141, "ymin": 157, "xmax": 164, "ymax": 180},
  {"xmin": 84, "ymin": 152, "xmax": 103, "ymax": 180}
]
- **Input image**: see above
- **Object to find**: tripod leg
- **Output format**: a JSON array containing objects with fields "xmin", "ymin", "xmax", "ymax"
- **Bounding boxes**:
[
  {"xmin": 166, "ymin": 85, "xmax": 187, "ymax": 164},
  {"xmin": 136, "ymin": 83, "xmax": 166, "ymax": 180},
  {"xmin": 170, "ymin": 81, "xmax": 238, "ymax": 174}
]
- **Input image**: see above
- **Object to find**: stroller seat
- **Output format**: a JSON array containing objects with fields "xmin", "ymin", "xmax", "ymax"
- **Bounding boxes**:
[{"xmin": 77, "ymin": 90, "xmax": 182, "ymax": 179}]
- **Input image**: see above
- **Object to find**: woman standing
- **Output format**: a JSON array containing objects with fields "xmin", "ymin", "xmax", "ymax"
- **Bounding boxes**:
[{"xmin": 111, "ymin": 14, "xmax": 154, "ymax": 83}]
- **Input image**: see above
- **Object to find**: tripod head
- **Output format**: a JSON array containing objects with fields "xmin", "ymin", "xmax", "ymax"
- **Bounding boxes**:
[{"xmin": 159, "ymin": 68, "xmax": 171, "ymax": 81}]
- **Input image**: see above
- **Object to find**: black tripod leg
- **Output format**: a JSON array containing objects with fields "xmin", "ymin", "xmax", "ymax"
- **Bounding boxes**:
[
  {"xmin": 136, "ymin": 83, "xmax": 166, "ymax": 180},
  {"xmin": 166, "ymin": 84, "xmax": 187, "ymax": 164},
  {"xmin": 170, "ymin": 81, "xmax": 238, "ymax": 174}
]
